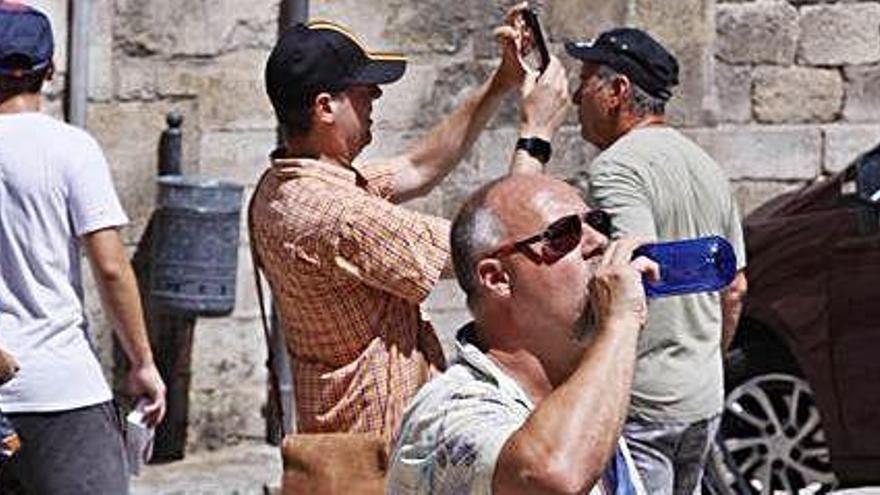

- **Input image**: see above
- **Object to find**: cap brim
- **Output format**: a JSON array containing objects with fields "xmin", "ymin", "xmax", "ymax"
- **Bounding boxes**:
[
  {"xmin": 0, "ymin": 56, "xmax": 50, "ymax": 76},
  {"xmin": 564, "ymin": 41, "xmax": 614, "ymax": 64},
  {"xmin": 348, "ymin": 56, "xmax": 406, "ymax": 86}
]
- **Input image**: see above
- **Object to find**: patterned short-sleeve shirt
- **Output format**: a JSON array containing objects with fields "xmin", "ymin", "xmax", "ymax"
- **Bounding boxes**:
[
  {"xmin": 249, "ymin": 158, "xmax": 449, "ymax": 445},
  {"xmin": 388, "ymin": 325, "xmax": 646, "ymax": 494}
]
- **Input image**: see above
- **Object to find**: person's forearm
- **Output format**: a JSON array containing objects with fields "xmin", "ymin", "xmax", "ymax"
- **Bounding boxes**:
[
  {"xmin": 495, "ymin": 319, "xmax": 640, "ymax": 494},
  {"xmin": 392, "ymin": 71, "xmax": 513, "ymax": 202},
  {"xmin": 721, "ymin": 270, "xmax": 747, "ymax": 353},
  {"xmin": 509, "ymin": 149, "xmax": 544, "ymax": 174},
  {"xmin": 86, "ymin": 231, "xmax": 155, "ymax": 368},
  {"xmin": 100, "ymin": 265, "xmax": 154, "ymax": 367}
]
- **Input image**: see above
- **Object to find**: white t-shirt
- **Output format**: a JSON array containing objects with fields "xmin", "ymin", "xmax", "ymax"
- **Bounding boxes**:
[{"xmin": 0, "ymin": 112, "xmax": 128, "ymax": 412}]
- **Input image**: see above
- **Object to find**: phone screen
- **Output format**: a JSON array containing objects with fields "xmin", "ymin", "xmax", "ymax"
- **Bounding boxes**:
[{"xmin": 521, "ymin": 8, "xmax": 550, "ymax": 73}]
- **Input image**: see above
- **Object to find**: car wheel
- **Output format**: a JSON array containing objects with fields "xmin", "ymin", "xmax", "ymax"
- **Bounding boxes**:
[{"xmin": 707, "ymin": 346, "xmax": 837, "ymax": 494}]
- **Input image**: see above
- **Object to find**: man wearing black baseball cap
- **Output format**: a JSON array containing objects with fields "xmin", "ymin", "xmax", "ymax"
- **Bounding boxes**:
[
  {"xmin": 564, "ymin": 27, "xmax": 748, "ymax": 494},
  {"xmin": 249, "ymin": 10, "xmax": 570, "ymax": 480},
  {"xmin": 0, "ymin": 3, "xmax": 166, "ymax": 494}
]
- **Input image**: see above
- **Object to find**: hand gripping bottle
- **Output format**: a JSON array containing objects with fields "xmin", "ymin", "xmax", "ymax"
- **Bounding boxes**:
[{"xmin": 633, "ymin": 236, "xmax": 737, "ymax": 298}]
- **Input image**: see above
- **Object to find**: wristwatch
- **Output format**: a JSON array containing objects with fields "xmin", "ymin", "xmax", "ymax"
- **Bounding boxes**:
[{"xmin": 515, "ymin": 137, "xmax": 552, "ymax": 164}]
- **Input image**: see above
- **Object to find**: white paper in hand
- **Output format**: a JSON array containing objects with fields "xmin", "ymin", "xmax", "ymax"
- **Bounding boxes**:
[{"xmin": 125, "ymin": 400, "xmax": 155, "ymax": 476}]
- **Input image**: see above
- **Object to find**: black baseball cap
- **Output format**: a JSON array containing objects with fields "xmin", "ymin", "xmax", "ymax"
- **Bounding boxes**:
[
  {"xmin": 265, "ymin": 20, "xmax": 406, "ymax": 121},
  {"xmin": 0, "ymin": 2, "xmax": 53, "ymax": 76},
  {"xmin": 565, "ymin": 27, "xmax": 678, "ymax": 101}
]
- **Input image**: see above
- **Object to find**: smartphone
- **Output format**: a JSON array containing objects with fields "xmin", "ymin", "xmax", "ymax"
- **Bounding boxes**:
[{"xmin": 521, "ymin": 7, "xmax": 550, "ymax": 73}]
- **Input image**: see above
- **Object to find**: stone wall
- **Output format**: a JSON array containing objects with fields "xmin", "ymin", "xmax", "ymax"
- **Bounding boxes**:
[
  {"xmin": 714, "ymin": 0, "xmax": 880, "ymax": 211},
  {"xmin": 35, "ymin": 0, "xmax": 880, "ymax": 453}
]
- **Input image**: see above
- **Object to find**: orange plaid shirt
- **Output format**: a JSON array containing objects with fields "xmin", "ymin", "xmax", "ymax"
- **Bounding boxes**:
[{"xmin": 249, "ymin": 158, "xmax": 449, "ymax": 445}]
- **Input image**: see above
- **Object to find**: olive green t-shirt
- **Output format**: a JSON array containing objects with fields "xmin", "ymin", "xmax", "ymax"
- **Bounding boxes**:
[{"xmin": 587, "ymin": 126, "xmax": 746, "ymax": 422}]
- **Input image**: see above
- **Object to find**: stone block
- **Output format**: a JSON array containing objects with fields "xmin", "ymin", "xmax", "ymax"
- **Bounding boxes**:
[
  {"xmin": 309, "ymin": 0, "xmax": 408, "ymax": 53},
  {"xmin": 317, "ymin": 0, "xmax": 501, "ymax": 57},
  {"xmin": 665, "ymin": 45, "xmax": 720, "ymax": 127},
  {"xmin": 685, "ymin": 125, "xmax": 822, "ymax": 180},
  {"xmin": 157, "ymin": 50, "xmax": 276, "ymax": 131},
  {"xmin": 88, "ymin": 0, "xmax": 114, "ymax": 102},
  {"xmin": 440, "ymin": 177, "xmax": 485, "ymax": 221},
  {"xmin": 413, "ymin": 60, "xmax": 496, "ymax": 129},
  {"xmin": 549, "ymin": 125, "xmax": 599, "ymax": 181},
  {"xmin": 823, "ymin": 124, "xmax": 880, "ymax": 174},
  {"xmin": 187, "ymin": 384, "xmax": 266, "ymax": 452},
  {"xmin": 356, "ymin": 128, "xmax": 419, "ymax": 164},
  {"xmin": 752, "ymin": 66, "xmax": 843, "ymax": 124},
  {"xmin": 731, "ymin": 180, "xmax": 806, "ymax": 217},
  {"xmin": 545, "ymin": 0, "xmax": 628, "ymax": 43},
  {"xmin": 629, "ymin": 0, "xmax": 718, "ymax": 126},
  {"xmin": 372, "ymin": 63, "xmax": 439, "ymax": 133},
  {"xmin": 384, "ymin": 0, "xmax": 500, "ymax": 56},
  {"xmin": 471, "ymin": 1, "xmax": 532, "ymax": 60},
  {"xmin": 199, "ymin": 130, "xmax": 276, "ymax": 188},
  {"xmin": 114, "ymin": 56, "xmax": 157, "ymax": 101},
  {"xmin": 473, "ymin": 126, "xmax": 519, "ymax": 181},
  {"xmin": 716, "ymin": 62, "xmax": 752, "ymax": 123},
  {"xmin": 187, "ymin": 316, "xmax": 266, "ymax": 451},
  {"xmin": 716, "ymin": 1, "xmax": 798, "ymax": 65},
  {"xmin": 843, "ymin": 64, "xmax": 880, "ymax": 123},
  {"xmin": 86, "ymin": 100, "xmax": 201, "ymax": 244},
  {"xmin": 190, "ymin": 317, "xmax": 266, "ymax": 392},
  {"xmin": 399, "ymin": 190, "xmax": 446, "ymax": 218},
  {"xmin": 115, "ymin": 0, "xmax": 276, "ymax": 57},
  {"xmin": 799, "ymin": 4, "xmax": 880, "ymax": 66}
]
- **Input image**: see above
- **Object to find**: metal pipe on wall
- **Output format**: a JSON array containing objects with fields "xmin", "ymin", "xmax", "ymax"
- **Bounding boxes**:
[
  {"xmin": 67, "ymin": 0, "xmax": 89, "ymax": 127},
  {"xmin": 279, "ymin": 0, "xmax": 308, "ymax": 31}
]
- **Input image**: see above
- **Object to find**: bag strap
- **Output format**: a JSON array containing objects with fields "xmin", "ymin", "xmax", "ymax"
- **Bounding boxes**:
[{"xmin": 248, "ymin": 170, "xmax": 292, "ymax": 435}]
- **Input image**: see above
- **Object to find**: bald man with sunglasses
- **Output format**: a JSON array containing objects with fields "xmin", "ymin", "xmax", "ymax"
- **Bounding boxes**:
[{"xmin": 388, "ymin": 174, "xmax": 656, "ymax": 494}]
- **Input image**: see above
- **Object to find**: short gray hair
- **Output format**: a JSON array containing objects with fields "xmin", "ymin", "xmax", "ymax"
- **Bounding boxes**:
[
  {"xmin": 596, "ymin": 65, "xmax": 666, "ymax": 117},
  {"xmin": 450, "ymin": 180, "xmax": 507, "ymax": 302}
]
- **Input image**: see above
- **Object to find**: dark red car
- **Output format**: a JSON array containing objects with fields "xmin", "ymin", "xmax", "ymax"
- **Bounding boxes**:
[{"xmin": 705, "ymin": 145, "xmax": 880, "ymax": 493}]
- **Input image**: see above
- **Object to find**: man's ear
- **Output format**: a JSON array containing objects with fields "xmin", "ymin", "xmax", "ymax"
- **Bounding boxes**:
[
  {"xmin": 475, "ymin": 258, "xmax": 511, "ymax": 299},
  {"xmin": 312, "ymin": 92, "xmax": 336, "ymax": 125},
  {"xmin": 608, "ymin": 74, "xmax": 632, "ymax": 112}
]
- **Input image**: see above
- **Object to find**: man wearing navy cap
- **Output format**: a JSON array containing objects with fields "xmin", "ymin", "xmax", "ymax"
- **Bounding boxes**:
[
  {"xmin": 0, "ymin": 3, "xmax": 166, "ymax": 493},
  {"xmin": 564, "ymin": 28, "xmax": 748, "ymax": 493},
  {"xmin": 249, "ymin": 8, "xmax": 570, "ymax": 460}
]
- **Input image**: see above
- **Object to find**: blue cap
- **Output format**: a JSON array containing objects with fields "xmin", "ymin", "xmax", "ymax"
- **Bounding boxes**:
[{"xmin": 0, "ymin": 2, "xmax": 54, "ymax": 76}]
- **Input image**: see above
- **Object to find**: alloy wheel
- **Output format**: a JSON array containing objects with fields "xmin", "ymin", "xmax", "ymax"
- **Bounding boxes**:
[{"xmin": 720, "ymin": 373, "xmax": 836, "ymax": 494}]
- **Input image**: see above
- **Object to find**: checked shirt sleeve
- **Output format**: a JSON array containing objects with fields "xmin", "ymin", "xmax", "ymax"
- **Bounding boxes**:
[{"xmin": 330, "ymin": 189, "xmax": 450, "ymax": 305}]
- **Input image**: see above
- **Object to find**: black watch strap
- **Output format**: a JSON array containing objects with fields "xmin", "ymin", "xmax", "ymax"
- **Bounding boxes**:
[{"xmin": 515, "ymin": 137, "xmax": 552, "ymax": 164}]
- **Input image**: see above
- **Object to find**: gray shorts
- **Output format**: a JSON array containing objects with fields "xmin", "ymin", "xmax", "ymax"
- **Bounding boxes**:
[
  {"xmin": 623, "ymin": 414, "xmax": 721, "ymax": 495},
  {"xmin": 0, "ymin": 401, "xmax": 129, "ymax": 495}
]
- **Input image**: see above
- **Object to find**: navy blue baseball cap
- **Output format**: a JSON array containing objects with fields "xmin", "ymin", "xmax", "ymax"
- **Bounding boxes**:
[
  {"xmin": 0, "ymin": 2, "xmax": 53, "ymax": 76},
  {"xmin": 266, "ymin": 20, "xmax": 406, "ymax": 121},
  {"xmin": 565, "ymin": 28, "xmax": 678, "ymax": 101}
]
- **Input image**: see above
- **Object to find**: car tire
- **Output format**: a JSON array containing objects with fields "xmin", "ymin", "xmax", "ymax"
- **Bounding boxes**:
[{"xmin": 703, "ymin": 344, "xmax": 838, "ymax": 494}]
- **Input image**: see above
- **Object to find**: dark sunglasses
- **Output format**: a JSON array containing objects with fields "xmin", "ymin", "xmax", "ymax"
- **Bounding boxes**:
[{"xmin": 483, "ymin": 209, "xmax": 611, "ymax": 264}]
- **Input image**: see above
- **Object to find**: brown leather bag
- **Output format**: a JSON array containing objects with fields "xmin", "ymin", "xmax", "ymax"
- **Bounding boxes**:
[{"xmin": 281, "ymin": 432, "xmax": 387, "ymax": 495}]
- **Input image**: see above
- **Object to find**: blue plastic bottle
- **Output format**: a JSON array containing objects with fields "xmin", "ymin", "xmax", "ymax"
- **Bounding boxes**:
[{"xmin": 633, "ymin": 236, "xmax": 737, "ymax": 298}]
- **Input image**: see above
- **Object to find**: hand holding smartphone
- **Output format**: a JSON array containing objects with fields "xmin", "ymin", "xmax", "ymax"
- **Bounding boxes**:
[{"xmin": 520, "ymin": 7, "xmax": 550, "ymax": 74}]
